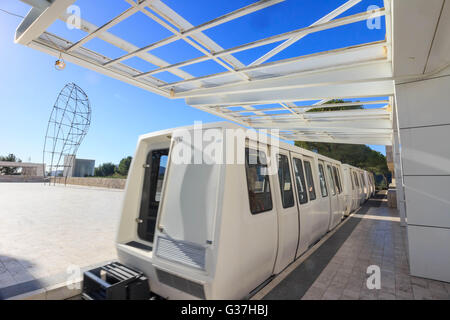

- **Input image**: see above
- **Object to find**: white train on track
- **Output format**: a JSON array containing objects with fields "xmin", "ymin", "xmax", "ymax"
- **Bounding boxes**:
[{"xmin": 115, "ymin": 122, "xmax": 375, "ymax": 299}]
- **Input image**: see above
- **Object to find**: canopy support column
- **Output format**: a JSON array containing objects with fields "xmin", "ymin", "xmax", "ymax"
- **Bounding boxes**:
[{"xmin": 392, "ymin": 102, "xmax": 406, "ymax": 227}]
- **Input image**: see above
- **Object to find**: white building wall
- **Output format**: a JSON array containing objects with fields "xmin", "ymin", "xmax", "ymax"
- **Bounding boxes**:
[{"xmin": 395, "ymin": 66, "xmax": 450, "ymax": 282}]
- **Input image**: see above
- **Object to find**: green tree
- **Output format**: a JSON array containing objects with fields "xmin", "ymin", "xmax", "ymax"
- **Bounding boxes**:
[
  {"xmin": 306, "ymin": 99, "xmax": 363, "ymax": 112},
  {"xmin": 117, "ymin": 156, "xmax": 132, "ymax": 176},
  {"xmin": 294, "ymin": 142, "xmax": 389, "ymax": 175},
  {"xmin": 295, "ymin": 100, "xmax": 389, "ymax": 188},
  {"xmin": 0, "ymin": 154, "xmax": 22, "ymax": 175},
  {"xmin": 94, "ymin": 162, "xmax": 117, "ymax": 177}
]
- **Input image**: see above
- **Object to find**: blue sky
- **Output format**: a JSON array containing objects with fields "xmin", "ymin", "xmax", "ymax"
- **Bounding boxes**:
[{"xmin": 0, "ymin": 0, "xmax": 386, "ymax": 165}]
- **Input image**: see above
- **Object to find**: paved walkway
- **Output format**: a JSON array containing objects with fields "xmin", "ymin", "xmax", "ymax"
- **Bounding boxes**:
[
  {"xmin": 0, "ymin": 183, "xmax": 122, "ymax": 297},
  {"xmin": 256, "ymin": 193, "xmax": 450, "ymax": 300},
  {"xmin": 301, "ymin": 197, "xmax": 450, "ymax": 300}
]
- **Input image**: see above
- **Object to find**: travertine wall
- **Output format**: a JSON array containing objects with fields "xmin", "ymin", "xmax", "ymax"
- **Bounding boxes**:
[
  {"xmin": 52, "ymin": 177, "xmax": 126, "ymax": 189},
  {"xmin": 0, "ymin": 175, "xmax": 46, "ymax": 183},
  {"xmin": 396, "ymin": 66, "xmax": 450, "ymax": 282}
]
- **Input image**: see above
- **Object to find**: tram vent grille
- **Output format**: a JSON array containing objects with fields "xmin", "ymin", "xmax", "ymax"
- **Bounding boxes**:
[{"xmin": 155, "ymin": 236, "xmax": 206, "ymax": 270}]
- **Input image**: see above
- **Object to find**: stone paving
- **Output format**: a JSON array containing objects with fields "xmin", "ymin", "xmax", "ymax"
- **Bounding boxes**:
[
  {"xmin": 302, "ymin": 199, "xmax": 450, "ymax": 300},
  {"xmin": 0, "ymin": 183, "xmax": 122, "ymax": 291},
  {"xmin": 2, "ymin": 183, "xmax": 449, "ymax": 300}
]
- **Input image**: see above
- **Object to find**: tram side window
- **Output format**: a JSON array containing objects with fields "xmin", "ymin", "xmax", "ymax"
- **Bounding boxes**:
[
  {"xmin": 353, "ymin": 172, "xmax": 360, "ymax": 187},
  {"xmin": 245, "ymin": 148, "xmax": 273, "ymax": 214},
  {"xmin": 155, "ymin": 155, "xmax": 168, "ymax": 201},
  {"xmin": 318, "ymin": 164, "xmax": 328, "ymax": 197},
  {"xmin": 327, "ymin": 165, "xmax": 336, "ymax": 196},
  {"xmin": 293, "ymin": 158, "xmax": 308, "ymax": 204},
  {"xmin": 360, "ymin": 173, "xmax": 365, "ymax": 187},
  {"xmin": 333, "ymin": 166, "xmax": 342, "ymax": 194},
  {"xmin": 350, "ymin": 170, "xmax": 355, "ymax": 190},
  {"xmin": 304, "ymin": 161, "xmax": 316, "ymax": 200},
  {"xmin": 337, "ymin": 168, "xmax": 343, "ymax": 193},
  {"xmin": 278, "ymin": 154, "xmax": 294, "ymax": 208}
]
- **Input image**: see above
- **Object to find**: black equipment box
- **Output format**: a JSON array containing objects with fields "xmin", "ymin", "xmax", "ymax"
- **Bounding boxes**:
[{"xmin": 82, "ymin": 262, "xmax": 150, "ymax": 300}]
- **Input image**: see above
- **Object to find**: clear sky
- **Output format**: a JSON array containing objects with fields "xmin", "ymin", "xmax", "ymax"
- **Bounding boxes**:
[{"xmin": 0, "ymin": 0, "xmax": 386, "ymax": 166}]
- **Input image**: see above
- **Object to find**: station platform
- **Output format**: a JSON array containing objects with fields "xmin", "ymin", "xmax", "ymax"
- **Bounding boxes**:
[
  {"xmin": 254, "ymin": 191, "xmax": 450, "ymax": 300},
  {"xmin": 1, "ymin": 184, "xmax": 449, "ymax": 300}
]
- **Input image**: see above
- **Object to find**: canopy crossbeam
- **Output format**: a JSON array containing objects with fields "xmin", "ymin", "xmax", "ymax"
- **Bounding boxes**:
[{"xmin": 15, "ymin": 0, "xmax": 395, "ymax": 145}]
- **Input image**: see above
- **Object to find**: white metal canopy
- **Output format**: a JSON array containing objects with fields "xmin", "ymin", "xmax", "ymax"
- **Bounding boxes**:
[{"xmin": 15, "ymin": 0, "xmax": 395, "ymax": 145}]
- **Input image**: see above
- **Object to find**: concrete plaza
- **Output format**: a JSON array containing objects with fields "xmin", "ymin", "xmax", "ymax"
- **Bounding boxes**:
[
  {"xmin": 0, "ymin": 183, "xmax": 122, "ymax": 294},
  {"xmin": 1, "ymin": 183, "xmax": 449, "ymax": 300}
]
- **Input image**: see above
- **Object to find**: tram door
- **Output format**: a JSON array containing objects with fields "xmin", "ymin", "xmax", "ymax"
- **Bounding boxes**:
[
  {"xmin": 137, "ymin": 149, "xmax": 169, "ymax": 243},
  {"xmin": 272, "ymin": 150, "xmax": 299, "ymax": 274}
]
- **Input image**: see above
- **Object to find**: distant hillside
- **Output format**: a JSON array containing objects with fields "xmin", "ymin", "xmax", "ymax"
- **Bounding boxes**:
[
  {"xmin": 295, "ymin": 100, "xmax": 390, "ymax": 188},
  {"xmin": 295, "ymin": 141, "xmax": 388, "ymax": 171}
]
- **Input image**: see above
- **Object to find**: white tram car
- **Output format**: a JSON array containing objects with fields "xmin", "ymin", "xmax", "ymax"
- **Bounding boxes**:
[
  {"xmin": 341, "ymin": 164, "xmax": 375, "ymax": 216},
  {"xmin": 115, "ymin": 122, "xmax": 374, "ymax": 299}
]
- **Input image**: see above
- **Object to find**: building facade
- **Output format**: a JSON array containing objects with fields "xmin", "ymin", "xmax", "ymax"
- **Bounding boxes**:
[{"xmin": 63, "ymin": 156, "xmax": 95, "ymax": 177}]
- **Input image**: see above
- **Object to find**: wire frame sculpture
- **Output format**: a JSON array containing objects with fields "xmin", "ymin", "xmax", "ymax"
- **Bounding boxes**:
[{"xmin": 43, "ymin": 83, "xmax": 91, "ymax": 185}]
